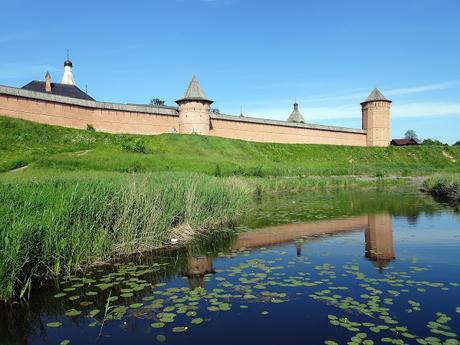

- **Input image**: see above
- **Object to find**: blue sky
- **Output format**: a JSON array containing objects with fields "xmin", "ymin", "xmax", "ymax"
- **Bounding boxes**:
[{"xmin": 1, "ymin": 0, "xmax": 459, "ymax": 143}]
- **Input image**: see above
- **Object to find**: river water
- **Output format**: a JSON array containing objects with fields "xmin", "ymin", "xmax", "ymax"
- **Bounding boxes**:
[{"xmin": 1, "ymin": 188, "xmax": 460, "ymax": 345}]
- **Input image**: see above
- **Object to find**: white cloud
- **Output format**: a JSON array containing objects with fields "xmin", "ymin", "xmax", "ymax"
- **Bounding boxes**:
[
  {"xmin": 393, "ymin": 102, "xmax": 460, "ymax": 118},
  {"xmin": 242, "ymin": 101, "xmax": 460, "ymax": 122},
  {"xmin": 384, "ymin": 81, "xmax": 460, "ymax": 97},
  {"xmin": 233, "ymin": 80, "xmax": 460, "ymax": 108}
]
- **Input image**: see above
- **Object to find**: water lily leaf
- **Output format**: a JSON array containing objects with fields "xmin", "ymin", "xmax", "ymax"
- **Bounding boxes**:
[
  {"xmin": 172, "ymin": 326, "xmax": 188, "ymax": 333},
  {"xmin": 191, "ymin": 317, "xmax": 203, "ymax": 325},
  {"xmin": 65, "ymin": 309, "xmax": 82, "ymax": 317},
  {"xmin": 151, "ymin": 322, "xmax": 165, "ymax": 329},
  {"xmin": 89, "ymin": 309, "xmax": 100, "ymax": 317},
  {"xmin": 156, "ymin": 334, "xmax": 166, "ymax": 343},
  {"xmin": 80, "ymin": 301, "xmax": 94, "ymax": 307},
  {"xmin": 46, "ymin": 322, "xmax": 62, "ymax": 328},
  {"xmin": 129, "ymin": 303, "xmax": 143, "ymax": 309},
  {"xmin": 60, "ymin": 340, "xmax": 70, "ymax": 345},
  {"xmin": 54, "ymin": 293, "xmax": 66, "ymax": 298}
]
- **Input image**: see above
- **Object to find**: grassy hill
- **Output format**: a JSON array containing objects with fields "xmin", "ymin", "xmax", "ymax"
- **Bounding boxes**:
[
  {"xmin": 1, "ymin": 115, "xmax": 459, "ymax": 177},
  {"xmin": 1, "ymin": 115, "xmax": 459, "ymax": 301}
]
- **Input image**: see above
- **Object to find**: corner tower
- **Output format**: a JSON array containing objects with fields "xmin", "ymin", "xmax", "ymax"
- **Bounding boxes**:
[
  {"xmin": 361, "ymin": 88, "xmax": 391, "ymax": 147},
  {"xmin": 175, "ymin": 75, "xmax": 213, "ymax": 135}
]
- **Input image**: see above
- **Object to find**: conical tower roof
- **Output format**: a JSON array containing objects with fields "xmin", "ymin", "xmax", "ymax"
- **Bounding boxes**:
[
  {"xmin": 287, "ymin": 102, "xmax": 305, "ymax": 123},
  {"xmin": 176, "ymin": 75, "xmax": 213, "ymax": 104},
  {"xmin": 361, "ymin": 88, "xmax": 391, "ymax": 104}
]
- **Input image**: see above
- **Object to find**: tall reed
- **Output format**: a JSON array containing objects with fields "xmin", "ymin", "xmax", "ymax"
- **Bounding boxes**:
[{"xmin": 0, "ymin": 172, "xmax": 248, "ymax": 301}]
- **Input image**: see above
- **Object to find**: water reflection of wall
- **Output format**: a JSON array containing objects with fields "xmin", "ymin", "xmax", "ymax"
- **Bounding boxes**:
[
  {"xmin": 232, "ymin": 214, "xmax": 395, "ymax": 270},
  {"xmin": 181, "ymin": 214, "xmax": 396, "ymax": 287},
  {"xmin": 365, "ymin": 214, "xmax": 395, "ymax": 270}
]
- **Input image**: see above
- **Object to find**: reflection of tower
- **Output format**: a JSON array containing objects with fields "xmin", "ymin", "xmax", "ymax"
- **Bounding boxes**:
[
  {"xmin": 183, "ymin": 256, "xmax": 214, "ymax": 289},
  {"xmin": 295, "ymin": 243, "xmax": 302, "ymax": 257},
  {"xmin": 365, "ymin": 214, "xmax": 395, "ymax": 271}
]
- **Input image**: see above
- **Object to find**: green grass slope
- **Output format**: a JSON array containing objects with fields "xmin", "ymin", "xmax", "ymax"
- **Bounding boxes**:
[{"xmin": 1, "ymin": 115, "xmax": 459, "ymax": 176}]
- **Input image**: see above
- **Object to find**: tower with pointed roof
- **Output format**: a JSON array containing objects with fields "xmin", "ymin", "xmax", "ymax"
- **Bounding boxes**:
[
  {"xmin": 287, "ymin": 101, "xmax": 305, "ymax": 123},
  {"xmin": 175, "ymin": 75, "xmax": 213, "ymax": 135},
  {"xmin": 361, "ymin": 88, "xmax": 391, "ymax": 147}
]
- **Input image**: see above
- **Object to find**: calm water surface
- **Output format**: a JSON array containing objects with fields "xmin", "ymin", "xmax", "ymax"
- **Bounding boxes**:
[{"xmin": 2, "ymin": 188, "xmax": 460, "ymax": 345}]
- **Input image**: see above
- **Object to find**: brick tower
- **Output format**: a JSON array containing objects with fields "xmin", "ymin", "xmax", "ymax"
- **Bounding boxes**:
[
  {"xmin": 176, "ymin": 75, "xmax": 213, "ymax": 135},
  {"xmin": 361, "ymin": 88, "xmax": 391, "ymax": 147}
]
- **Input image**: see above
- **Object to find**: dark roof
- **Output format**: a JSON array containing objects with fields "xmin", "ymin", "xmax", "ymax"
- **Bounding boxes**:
[
  {"xmin": 21, "ymin": 81, "xmax": 94, "ymax": 101},
  {"xmin": 176, "ymin": 75, "xmax": 213, "ymax": 104},
  {"xmin": 361, "ymin": 88, "xmax": 391, "ymax": 104},
  {"xmin": 391, "ymin": 138, "xmax": 419, "ymax": 146}
]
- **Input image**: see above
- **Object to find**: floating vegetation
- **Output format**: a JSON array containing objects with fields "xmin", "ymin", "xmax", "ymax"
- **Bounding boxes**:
[{"xmin": 36, "ymin": 247, "xmax": 460, "ymax": 345}]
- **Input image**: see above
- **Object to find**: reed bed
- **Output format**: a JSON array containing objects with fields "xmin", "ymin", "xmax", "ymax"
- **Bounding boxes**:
[
  {"xmin": 0, "ymin": 172, "xmax": 248, "ymax": 301},
  {"xmin": 423, "ymin": 175, "xmax": 460, "ymax": 203}
]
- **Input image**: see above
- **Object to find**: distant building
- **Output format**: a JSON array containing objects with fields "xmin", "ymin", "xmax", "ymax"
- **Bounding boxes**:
[
  {"xmin": 21, "ymin": 58, "xmax": 94, "ymax": 101},
  {"xmin": 390, "ymin": 138, "xmax": 419, "ymax": 146},
  {"xmin": 287, "ymin": 102, "xmax": 305, "ymax": 123}
]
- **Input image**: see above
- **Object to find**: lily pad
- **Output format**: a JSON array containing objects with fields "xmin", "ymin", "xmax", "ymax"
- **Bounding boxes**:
[
  {"xmin": 65, "ymin": 309, "xmax": 82, "ymax": 317},
  {"xmin": 46, "ymin": 322, "xmax": 62, "ymax": 328},
  {"xmin": 89, "ymin": 309, "xmax": 100, "ymax": 317},
  {"xmin": 151, "ymin": 322, "xmax": 165, "ymax": 329},
  {"xmin": 191, "ymin": 317, "xmax": 204, "ymax": 325},
  {"xmin": 172, "ymin": 326, "xmax": 188, "ymax": 333},
  {"xmin": 156, "ymin": 334, "xmax": 166, "ymax": 343}
]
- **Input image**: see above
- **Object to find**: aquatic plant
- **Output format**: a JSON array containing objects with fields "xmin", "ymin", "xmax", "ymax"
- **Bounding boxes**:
[
  {"xmin": 0, "ymin": 172, "xmax": 248, "ymax": 300},
  {"xmin": 423, "ymin": 175, "xmax": 460, "ymax": 204}
]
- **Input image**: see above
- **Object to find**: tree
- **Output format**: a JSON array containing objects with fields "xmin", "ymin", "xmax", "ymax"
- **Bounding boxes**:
[
  {"xmin": 404, "ymin": 130, "xmax": 418, "ymax": 141},
  {"xmin": 453, "ymin": 141, "xmax": 460, "ymax": 146},
  {"xmin": 422, "ymin": 138, "xmax": 445, "ymax": 146},
  {"xmin": 150, "ymin": 98, "xmax": 165, "ymax": 106},
  {"xmin": 210, "ymin": 108, "xmax": 221, "ymax": 114}
]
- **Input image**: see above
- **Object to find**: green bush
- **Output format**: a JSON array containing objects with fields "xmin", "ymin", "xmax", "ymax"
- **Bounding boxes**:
[{"xmin": 121, "ymin": 138, "xmax": 147, "ymax": 153}]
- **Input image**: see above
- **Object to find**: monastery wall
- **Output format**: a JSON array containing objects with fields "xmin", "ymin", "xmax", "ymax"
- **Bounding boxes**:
[
  {"xmin": 210, "ymin": 116, "xmax": 367, "ymax": 146},
  {"xmin": 0, "ymin": 86, "xmax": 179, "ymax": 135},
  {"xmin": 0, "ymin": 85, "xmax": 371, "ymax": 146}
]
